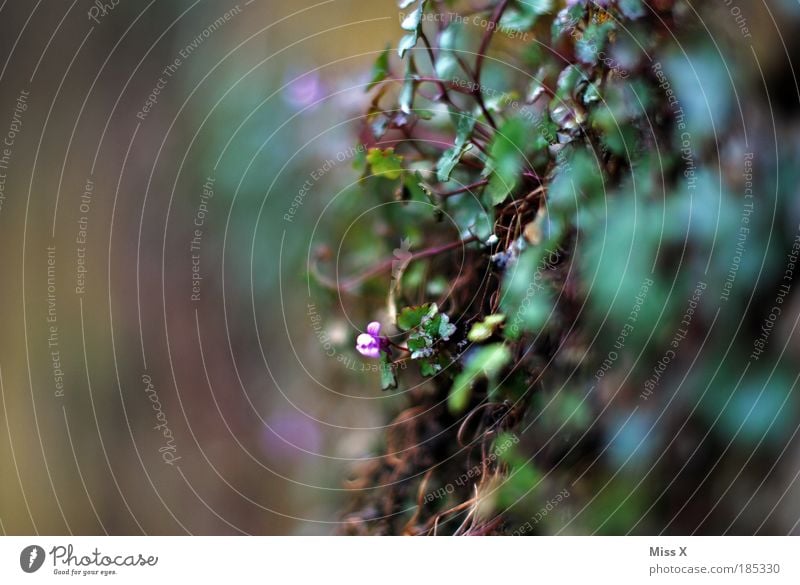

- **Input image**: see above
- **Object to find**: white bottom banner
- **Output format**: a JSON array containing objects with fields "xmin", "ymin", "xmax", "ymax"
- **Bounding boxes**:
[{"xmin": 0, "ymin": 536, "xmax": 796, "ymax": 583}]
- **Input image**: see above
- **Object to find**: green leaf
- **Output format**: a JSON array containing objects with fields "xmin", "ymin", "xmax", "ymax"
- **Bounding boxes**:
[
  {"xmin": 618, "ymin": 0, "xmax": 645, "ymax": 19},
  {"xmin": 397, "ymin": 0, "xmax": 427, "ymax": 57},
  {"xmin": 547, "ymin": 146, "xmax": 604, "ymax": 214},
  {"xmin": 400, "ymin": 5, "xmax": 424, "ymax": 31},
  {"xmin": 401, "ymin": 303, "xmax": 458, "ymax": 360},
  {"xmin": 367, "ymin": 45, "xmax": 391, "ymax": 91},
  {"xmin": 419, "ymin": 358, "xmax": 441, "ymax": 376},
  {"xmin": 399, "ymin": 57, "xmax": 417, "ymax": 114},
  {"xmin": 403, "ymin": 171, "xmax": 429, "ymax": 202},
  {"xmin": 451, "ymin": 192, "xmax": 494, "ymax": 240},
  {"xmin": 501, "ymin": 247, "xmax": 556, "ymax": 339},
  {"xmin": 366, "ymin": 148, "xmax": 404, "ymax": 180},
  {"xmin": 551, "ymin": 3, "xmax": 584, "ymax": 39},
  {"xmin": 500, "ymin": 0, "xmax": 552, "ymax": 31},
  {"xmin": 436, "ymin": 113, "xmax": 475, "ymax": 182},
  {"xmin": 467, "ymin": 314, "xmax": 506, "ymax": 342},
  {"xmin": 575, "ymin": 22, "xmax": 615, "ymax": 66},
  {"xmin": 485, "ymin": 117, "xmax": 529, "ymax": 205},
  {"xmin": 397, "ymin": 303, "xmax": 432, "ymax": 331},
  {"xmin": 449, "ymin": 344, "xmax": 511, "ymax": 414},
  {"xmin": 433, "ymin": 312, "xmax": 456, "ymax": 340},
  {"xmin": 398, "ymin": 33, "xmax": 418, "ymax": 58},
  {"xmin": 555, "ymin": 65, "xmax": 585, "ymax": 100},
  {"xmin": 380, "ymin": 351, "xmax": 398, "ymax": 391},
  {"xmin": 434, "ymin": 25, "xmax": 459, "ymax": 80},
  {"xmin": 407, "ymin": 334, "xmax": 432, "ymax": 358}
]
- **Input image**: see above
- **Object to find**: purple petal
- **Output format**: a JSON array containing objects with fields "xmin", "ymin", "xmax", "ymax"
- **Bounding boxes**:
[
  {"xmin": 356, "ymin": 333, "xmax": 381, "ymax": 359},
  {"xmin": 366, "ymin": 321, "xmax": 381, "ymax": 336}
]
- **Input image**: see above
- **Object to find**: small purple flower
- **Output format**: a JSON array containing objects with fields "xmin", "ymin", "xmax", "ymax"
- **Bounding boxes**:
[{"xmin": 356, "ymin": 321, "xmax": 384, "ymax": 358}]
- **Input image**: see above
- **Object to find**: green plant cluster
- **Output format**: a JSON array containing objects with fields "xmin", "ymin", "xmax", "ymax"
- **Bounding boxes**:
[{"xmin": 328, "ymin": 0, "xmax": 800, "ymax": 535}]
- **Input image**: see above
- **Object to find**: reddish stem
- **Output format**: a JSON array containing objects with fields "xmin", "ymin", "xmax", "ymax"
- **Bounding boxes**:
[
  {"xmin": 312, "ymin": 235, "xmax": 480, "ymax": 292},
  {"xmin": 436, "ymin": 179, "xmax": 489, "ymax": 199}
]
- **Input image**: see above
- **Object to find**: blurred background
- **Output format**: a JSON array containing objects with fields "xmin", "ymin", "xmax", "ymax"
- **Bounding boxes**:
[
  {"xmin": 0, "ymin": 0, "xmax": 408, "ymax": 535},
  {"xmin": 1, "ymin": 0, "xmax": 800, "ymax": 536}
]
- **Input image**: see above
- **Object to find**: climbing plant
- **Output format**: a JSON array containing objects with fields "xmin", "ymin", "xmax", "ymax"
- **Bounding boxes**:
[{"xmin": 310, "ymin": 0, "xmax": 798, "ymax": 535}]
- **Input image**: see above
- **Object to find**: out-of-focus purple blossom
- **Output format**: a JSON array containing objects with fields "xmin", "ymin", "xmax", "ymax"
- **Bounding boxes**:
[
  {"xmin": 356, "ymin": 321, "xmax": 383, "ymax": 358},
  {"xmin": 282, "ymin": 69, "xmax": 324, "ymax": 109},
  {"xmin": 263, "ymin": 412, "xmax": 322, "ymax": 458}
]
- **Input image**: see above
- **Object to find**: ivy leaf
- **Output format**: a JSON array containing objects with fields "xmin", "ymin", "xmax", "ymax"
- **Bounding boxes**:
[
  {"xmin": 618, "ymin": 0, "xmax": 645, "ymax": 19},
  {"xmin": 397, "ymin": 303, "xmax": 433, "ymax": 331},
  {"xmin": 407, "ymin": 334, "xmax": 433, "ymax": 359},
  {"xmin": 419, "ymin": 358, "xmax": 442, "ymax": 376},
  {"xmin": 366, "ymin": 148, "xmax": 404, "ymax": 180},
  {"xmin": 555, "ymin": 65, "xmax": 585, "ymax": 100},
  {"xmin": 551, "ymin": 3, "xmax": 584, "ymax": 39},
  {"xmin": 547, "ymin": 146, "xmax": 603, "ymax": 214},
  {"xmin": 379, "ymin": 351, "xmax": 398, "ymax": 390},
  {"xmin": 451, "ymin": 191, "xmax": 494, "ymax": 240},
  {"xmin": 398, "ymin": 0, "xmax": 427, "ymax": 58},
  {"xmin": 501, "ymin": 247, "xmax": 556, "ymax": 339},
  {"xmin": 401, "ymin": 303, "xmax": 458, "ymax": 360},
  {"xmin": 398, "ymin": 34, "xmax": 418, "ymax": 59},
  {"xmin": 403, "ymin": 171, "xmax": 429, "ymax": 202},
  {"xmin": 422, "ymin": 311, "xmax": 456, "ymax": 340},
  {"xmin": 575, "ymin": 21, "xmax": 615, "ymax": 66},
  {"xmin": 485, "ymin": 117, "xmax": 529, "ymax": 205},
  {"xmin": 449, "ymin": 344, "xmax": 511, "ymax": 414},
  {"xmin": 399, "ymin": 57, "xmax": 417, "ymax": 114},
  {"xmin": 436, "ymin": 113, "xmax": 476, "ymax": 182},
  {"xmin": 367, "ymin": 45, "xmax": 391, "ymax": 91},
  {"xmin": 400, "ymin": 4, "xmax": 424, "ymax": 30},
  {"xmin": 467, "ymin": 314, "xmax": 506, "ymax": 342},
  {"xmin": 500, "ymin": 0, "xmax": 553, "ymax": 31},
  {"xmin": 434, "ymin": 24, "xmax": 459, "ymax": 80}
]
